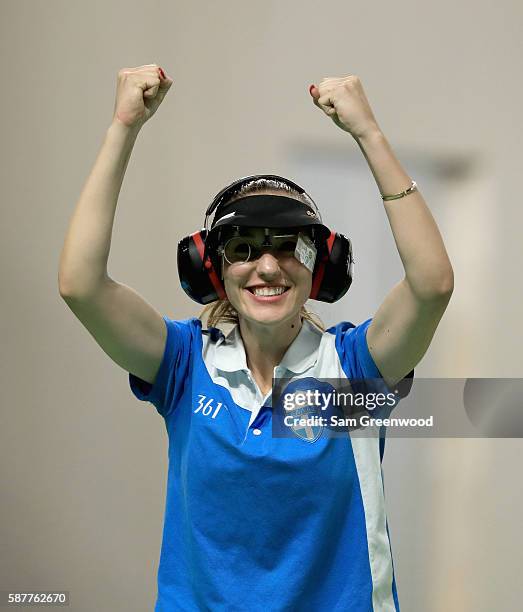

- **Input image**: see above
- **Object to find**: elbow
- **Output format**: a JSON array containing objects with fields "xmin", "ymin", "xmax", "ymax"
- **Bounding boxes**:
[
  {"xmin": 58, "ymin": 273, "xmax": 70, "ymax": 298},
  {"xmin": 435, "ymin": 266, "xmax": 454, "ymax": 297},
  {"xmin": 441, "ymin": 276, "xmax": 454, "ymax": 297},
  {"xmin": 441, "ymin": 264, "xmax": 455, "ymax": 295},
  {"xmin": 58, "ymin": 276, "xmax": 92, "ymax": 301},
  {"xmin": 408, "ymin": 267, "xmax": 454, "ymax": 302},
  {"xmin": 58, "ymin": 268, "xmax": 111, "ymax": 300},
  {"xmin": 58, "ymin": 272, "xmax": 78, "ymax": 299}
]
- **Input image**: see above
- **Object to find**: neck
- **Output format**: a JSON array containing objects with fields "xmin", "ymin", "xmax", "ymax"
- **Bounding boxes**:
[{"xmin": 238, "ymin": 315, "xmax": 303, "ymax": 389}]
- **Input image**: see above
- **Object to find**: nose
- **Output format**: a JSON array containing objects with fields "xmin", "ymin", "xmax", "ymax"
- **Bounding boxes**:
[{"xmin": 255, "ymin": 252, "xmax": 281, "ymax": 278}]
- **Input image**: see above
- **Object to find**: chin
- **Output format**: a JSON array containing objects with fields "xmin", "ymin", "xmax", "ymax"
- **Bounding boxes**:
[
  {"xmin": 240, "ymin": 305, "xmax": 301, "ymax": 327},
  {"xmin": 246, "ymin": 314, "xmax": 288, "ymax": 326}
]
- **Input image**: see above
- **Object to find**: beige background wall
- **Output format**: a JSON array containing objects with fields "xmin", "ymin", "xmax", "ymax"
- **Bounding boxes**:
[{"xmin": 1, "ymin": 0, "xmax": 522, "ymax": 610}]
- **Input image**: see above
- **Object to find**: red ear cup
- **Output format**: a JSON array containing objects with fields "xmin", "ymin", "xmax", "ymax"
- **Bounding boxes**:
[
  {"xmin": 310, "ymin": 232, "xmax": 336, "ymax": 300},
  {"xmin": 309, "ymin": 232, "xmax": 353, "ymax": 303},
  {"xmin": 177, "ymin": 231, "xmax": 226, "ymax": 304}
]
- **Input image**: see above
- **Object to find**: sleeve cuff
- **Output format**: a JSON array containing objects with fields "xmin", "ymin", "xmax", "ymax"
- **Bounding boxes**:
[{"xmin": 128, "ymin": 315, "xmax": 176, "ymax": 412}]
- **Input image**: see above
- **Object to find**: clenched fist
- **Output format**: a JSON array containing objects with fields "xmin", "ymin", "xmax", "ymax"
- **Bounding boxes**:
[
  {"xmin": 112, "ymin": 64, "xmax": 174, "ymax": 130},
  {"xmin": 309, "ymin": 75, "xmax": 381, "ymax": 141}
]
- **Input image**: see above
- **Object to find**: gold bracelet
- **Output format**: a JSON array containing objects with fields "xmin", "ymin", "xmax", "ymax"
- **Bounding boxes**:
[{"xmin": 381, "ymin": 180, "xmax": 418, "ymax": 201}]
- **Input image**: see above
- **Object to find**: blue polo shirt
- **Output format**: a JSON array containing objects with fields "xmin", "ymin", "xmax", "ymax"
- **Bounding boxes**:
[{"xmin": 129, "ymin": 316, "xmax": 413, "ymax": 611}]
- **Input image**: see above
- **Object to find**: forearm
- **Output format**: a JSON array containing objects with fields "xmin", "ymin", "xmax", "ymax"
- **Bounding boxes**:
[
  {"xmin": 356, "ymin": 130, "xmax": 454, "ymax": 300},
  {"xmin": 58, "ymin": 120, "xmax": 141, "ymax": 296}
]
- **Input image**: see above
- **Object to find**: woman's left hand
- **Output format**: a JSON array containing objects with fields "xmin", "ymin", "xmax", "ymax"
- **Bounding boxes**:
[{"xmin": 309, "ymin": 75, "xmax": 381, "ymax": 140}]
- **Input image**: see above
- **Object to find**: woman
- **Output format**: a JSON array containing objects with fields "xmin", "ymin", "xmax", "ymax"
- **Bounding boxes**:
[{"xmin": 58, "ymin": 64, "xmax": 454, "ymax": 611}]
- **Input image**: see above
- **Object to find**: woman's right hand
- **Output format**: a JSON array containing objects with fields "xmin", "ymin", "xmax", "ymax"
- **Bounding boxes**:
[{"xmin": 112, "ymin": 64, "xmax": 174, "ymax": 130}]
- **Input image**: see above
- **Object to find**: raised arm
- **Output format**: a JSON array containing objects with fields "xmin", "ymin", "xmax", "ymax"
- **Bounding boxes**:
[
  {"xmin": 309, "ymin": 75, "xmax": 454, "ymax": 387},
  {"xmin": 58, "ymin": 64, "xmax": 174, "ymax": 385}
]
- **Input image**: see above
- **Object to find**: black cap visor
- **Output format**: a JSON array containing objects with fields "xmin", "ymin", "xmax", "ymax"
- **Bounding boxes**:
[
  {"xmin": 208, "ymin": 194, "xmax": 330, "ymax": 241},
  {"xmin": 212, "ymin": 194, "xmax": 319, "ymax": 227}
]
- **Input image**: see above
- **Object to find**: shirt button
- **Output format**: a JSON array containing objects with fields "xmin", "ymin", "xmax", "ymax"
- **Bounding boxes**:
[{"xmin": 252, "ymin": 428, "xmax": 262, "ymax": 436}]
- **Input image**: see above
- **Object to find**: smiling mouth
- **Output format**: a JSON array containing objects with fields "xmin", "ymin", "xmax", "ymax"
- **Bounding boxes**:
[{"xmin": 245, "ymin": 286, "xmax": 291, "ymax": 297}]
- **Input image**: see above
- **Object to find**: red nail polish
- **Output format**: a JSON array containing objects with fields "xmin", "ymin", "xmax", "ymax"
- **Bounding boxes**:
[
  {"xmin": 309, "ymin": 84, "xmax": 315, "ymax": 94},
  {"xmin": 159, "ymin": 68, "xmax": 166, "ymax": 79}
]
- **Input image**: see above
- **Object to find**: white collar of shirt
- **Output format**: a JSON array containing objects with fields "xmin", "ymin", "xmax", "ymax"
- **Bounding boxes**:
[{"xmin": 211, "ymin": 318, "xmax": 323, "ymax": 376}]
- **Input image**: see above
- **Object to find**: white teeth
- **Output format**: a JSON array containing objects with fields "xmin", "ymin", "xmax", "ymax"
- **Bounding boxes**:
[{"xmin": 251, "ymin": 286, "xmax": 287, "ymax": 296}]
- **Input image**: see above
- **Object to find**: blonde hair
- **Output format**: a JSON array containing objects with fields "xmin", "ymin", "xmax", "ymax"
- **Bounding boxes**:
[
  {"xmin": 198, "ymin": 177, "xmax": 325, "ymax": 332},
  {"xmin": 220, "ymin": 177, "xmax": 316, "ymax": 208}
]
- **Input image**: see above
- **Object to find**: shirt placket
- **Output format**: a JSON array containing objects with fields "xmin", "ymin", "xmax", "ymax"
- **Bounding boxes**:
[{"xmin": 244, "ymin": 366, "xmax": 288, "ymax": 435}]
